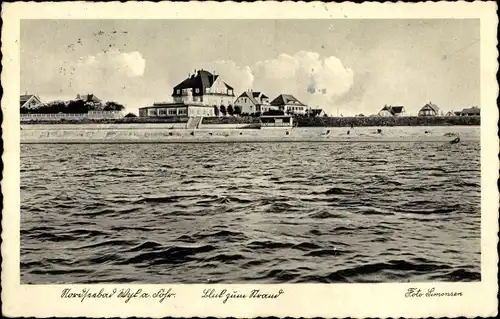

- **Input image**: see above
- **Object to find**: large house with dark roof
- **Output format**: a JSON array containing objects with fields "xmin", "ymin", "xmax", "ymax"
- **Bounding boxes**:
[
  {"xmin": 20, "ymin": 94, "xmax": 42, "ymax": 109},
  {"xmin": 234, "ymin": 90, "xmax": 276, "ymax": 114},
  {"xmin": 270, "ymin": 94, "xmax": 308, "ymax": 115},
  {"xmin": 418, "ymin": 102, "xmax": 441, "ymax": 116},
  {"xmin": 172, "ymin": 69, "xmax": 235, "ymax": 106},
  {"xmin": 378, "ymin": 105, "xmax": 406, "ymax": 117},
  {"xmin": 139, "ymin": 69, "xmax": 236, "ymax": 118}
]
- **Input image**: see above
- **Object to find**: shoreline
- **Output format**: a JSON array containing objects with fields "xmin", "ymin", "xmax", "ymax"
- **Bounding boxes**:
[{"xmin": 21, "ymin": 125, "xmax": 478, "ymax": 144}]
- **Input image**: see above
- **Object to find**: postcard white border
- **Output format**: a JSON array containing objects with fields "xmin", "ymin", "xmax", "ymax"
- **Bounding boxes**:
[{"xmin": 2, "ymin": 1, "xmax": 498, "ymax": 317}]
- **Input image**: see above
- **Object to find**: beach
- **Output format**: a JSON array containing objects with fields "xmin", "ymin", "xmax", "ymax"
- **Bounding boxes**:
[{"xmin": 21, "ymin": 125, "xmax": 478, "ymax": 144}]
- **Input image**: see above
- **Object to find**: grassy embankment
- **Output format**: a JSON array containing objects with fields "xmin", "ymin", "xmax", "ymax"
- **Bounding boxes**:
[{"xmin": 21, "ymin": 116, "xmax": 479, "ymax": 126}]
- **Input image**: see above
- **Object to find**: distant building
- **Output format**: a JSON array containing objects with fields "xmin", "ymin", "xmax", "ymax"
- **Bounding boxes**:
[
  {"xmin": 378, "ymin": 105, "xmax": 406, "ymax": 117},
  {"xmin": 139, "ymin": 69, "xmax": 235, "ymax": 118},
  {"xmin": 418, "ymin": 102, "xmax": 440, "ymax": 116},
  {"xmin": 308, "ymin": 108, "xmax": 326, "ymax": 117},
  {"xmin": 270, "ymin": 94, "xmax": 307, "ymax": 115},
  {"xmin": 139, "ymin": 102, "xmax": 214, "ymax": 117},
  {"xmin": 76, "ymin": 93, "xmax": 103, "ymax": 108},
  {"xmin": 20, "ymin": 94, "xmax": 42, "ymax": 109},
  {"xmin": 458, "ymin": 106, "xmax": 480, "ymax": 116},
  {"xmin": 76, "ymin": 93, "xmax": 102, "ymax": 103},
  {"xmin": 234, "ymin": 90, "xmax": 276, "ymax": 114},
  {"xmin": 445, "ymin": 111, "xmax": 456, "ymax": 116},
  {"xmin": 172, "ymin": 69, "xmax": 235, "ymax": 107}
]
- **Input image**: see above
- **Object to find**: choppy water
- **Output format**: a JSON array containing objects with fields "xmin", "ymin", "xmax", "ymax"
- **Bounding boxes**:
[{"xmin": 21, "ymin": 139, "xmax": 481, "ymax": 283}]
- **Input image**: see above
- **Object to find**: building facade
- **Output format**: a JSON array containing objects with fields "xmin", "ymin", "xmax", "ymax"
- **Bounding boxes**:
[
  {"xmin": 378, "ymin": 105, "xmax": 406, "ymax": 116},
  {"xmin": 418, "ymin": 102, "xmax": 441, "ymax": 116},
  {"xmin": 20, "ymin": 94, "xmax": 42, "ymax": 109},
  {"xmin": 172, "ymin": 70, "xmax": 235, "ymax": 107},
  {"xmin": 458, "ymin": 106, "xmax": 480, "ymax": 116},
  {"xmin": 270, "ymin": 94, "xmax": 308, "ymax": 115},
  {"xmin": 139, "ymin": 102, "xmax": 214, "ymax": 117},
  {"xmin": 234, "ymin": 90, "xmax": 276, "ymax": 114}
]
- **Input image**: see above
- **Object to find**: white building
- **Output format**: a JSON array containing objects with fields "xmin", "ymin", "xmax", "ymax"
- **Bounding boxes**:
[
  {"xmin": 378, "ymin": 105, "xmax": 406, "ymax": 117},
  {"xmin": 270, "ymin": 94, "xmax": 308, "ymax": 115},
  {"xmin": 20, "ymin": 94, "xmax": 42, "ymax": 109},
  {"xmin": 138, "ymin": 102, "xmax": 214, "ymax": 117},
  {"xmin": 234, "ymin": 90, "xmax": 276, "ymax": 114},
  {"xmin": 172, "ymin": 69, "xmax": 235, "ymax": 107}
]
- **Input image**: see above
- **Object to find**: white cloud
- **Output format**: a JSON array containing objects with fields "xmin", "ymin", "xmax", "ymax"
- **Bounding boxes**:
[
  {"xmin": 31, "ymin": 49, "xmax": 161, "ymax": 112},
  {"xmin": 200, "ymin": 60, "xmax": 254, "ymax": 94},
  {"xmin": 206, "ymin": 51, "xmax": 354, "ymax": 115},
  {"xmin": 76, "ymin": 49, "xmax": 146, "ymax": 79}
]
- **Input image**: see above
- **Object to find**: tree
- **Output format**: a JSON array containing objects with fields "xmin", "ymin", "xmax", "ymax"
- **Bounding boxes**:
[
  {"xmin": 220, "ymin": 105, "xmax": 227, "ymax": 116},
  {"xmin": 227, "ymin": 104, "xmax": 234, "ymax": 116},
  {"xmin": 103, "ymin": 101, "xmax": 125, "ymax": 111},
  {"xmin": 233, "ymin": 105, "xmax": 242, "ymax": 116},
  {"xmin": 124, "ymin": 112, "xmax": 137, "ymax": 117},
  {"xmin": 67, "ymin": 99, "xmax": 88, "ymax": 113},
  {"xmin": 213, "ymin": 105, "xmax": 220, "ymax": 117}
]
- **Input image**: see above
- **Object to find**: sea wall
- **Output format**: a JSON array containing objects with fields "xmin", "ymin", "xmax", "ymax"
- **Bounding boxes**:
[
  {"xmin": 20, "ymin": 115, "xmax": 480, "ymax": 127},
  {"xmin": 294, "ymin": 116, "xmax": 480, "ymax": 127},
  {"xmin": 21, "ymin": 125, "xmax": 479, "ymax": 144},
  {"xmin": 20, "ymin": 116, "xmax": 190, "ymax": 125}
]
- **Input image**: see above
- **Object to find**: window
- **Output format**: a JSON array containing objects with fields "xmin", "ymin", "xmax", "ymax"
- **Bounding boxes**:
[
  {"xmin": 228, "ymin": 89, "xmax": 233, "ymax": 95},
  {"xmin": 176, "ymin": 89, "xmax": 181, "ymax": 94},
  {"xmin": 206, "ymin": 88, "xmax": 210, "ymax": 93},
  {"xmin": 168, "ymin": 108, "xmax": 177, "ymax": 115},
  {"xmin": 195, "ymin": 88, "xmax": 200, "ymax": 93},
  {"xmin": 178, "ymin": 108, "xmax": 187, "ymax": 115},
  {"xmin": 158, "ymin": 108, "xmax": 166, "ymax": 115}
]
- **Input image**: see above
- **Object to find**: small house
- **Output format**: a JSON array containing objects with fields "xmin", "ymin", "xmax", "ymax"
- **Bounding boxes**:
[
  {"xmin": 378, "ymin": 105, "xmax": 406, "ymax": 117},
  {"xmin": 20, "ymin": 94, "xmax": 42, "ymax": 109},
  {"xmin": 234, "ymin": 90, "xmax": 275, "ymax": 114},
  {"xmin": 418, "ymin": 102, "xmax": 440, "ymax": 116},
  {"xmin": 459, "ymin": 106, "xmax": 480, "ymax": 116},
  {"xmin": 270, "ymin": 94, "xmax": 308, "ymax": 115}
]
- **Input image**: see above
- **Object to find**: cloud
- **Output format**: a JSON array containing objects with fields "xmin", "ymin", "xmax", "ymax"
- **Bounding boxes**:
[
  {"xmin": 207, "ymin": 51, "xmax": 355, "ymax": 115},
  {"xmin": 200, "ymin": 60, "xmax": 254, "ymax": 93},
  {"xmin": 75, "ymin": 49, "xmax": 146, "ymax": 81},
  {"xmin": 27, "ymin": 49, "xmax": 165, "ymax": 113}
]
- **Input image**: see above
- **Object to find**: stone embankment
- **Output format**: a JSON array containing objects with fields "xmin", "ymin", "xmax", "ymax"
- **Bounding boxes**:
[
  {"xmin": 21, "ymin": 115, "xmax": 480, "ymax": 127},
  {"xmin": 20, "ymin": 125, "xmax": 479, "ymax": 144}
]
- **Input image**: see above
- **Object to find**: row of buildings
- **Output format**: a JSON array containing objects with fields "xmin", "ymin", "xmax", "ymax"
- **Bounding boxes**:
[
  {"xmin": 377, "ymin": 103, "xmax": 481, "ymax": 117},
  {"xmin": 138, "ymin": 69, "xmax": 309, "ymax": 117},
  {"xmin": 138, "ymin": 69, "xmax": 481, "ymax": 118},
  {"xmin": 21, "ymin": 68, "xmax": 481, "ymax": 118}
]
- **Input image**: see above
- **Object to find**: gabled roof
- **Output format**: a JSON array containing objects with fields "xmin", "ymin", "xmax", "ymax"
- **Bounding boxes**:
[
  {"xmin": 76, "ymin": 93, "xmax": 101, "ymax": 102},
  {"xmin": 380, "ymin": 105, "xmax": 405, "ymax": 116},
  {"xmin": 237, "ymin": 91, "xmax": 269, "ymax": 105},
  {"xmin": 173, "ymin": 70, "xmax": 234, "ymax": 96},
  {"xmin": 20, "ymin": 94, "xmax": 33, "ymax": 103},
  {"xmin": 270, "ymin": 94, "xmax": 306, "ymax": 106},
  {"xmin": 237, "ymin": 91, "xmax": 259, "ymax": 105},
  {"xmin": 20, "ymin": 94, "xmax": 41, "ymax": 108},
  {"xmin": 421, "ymin": 102, "xmax": 440, "ymax": 113},
  {"xmin": 461, "ymin": 107, "xmax": 480, "ymax": 115}
]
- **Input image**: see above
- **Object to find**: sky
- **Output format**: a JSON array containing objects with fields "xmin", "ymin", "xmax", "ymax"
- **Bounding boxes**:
[{"xmin": 21, "ymin": 19, "xmax": 479, "ymax": 115}]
